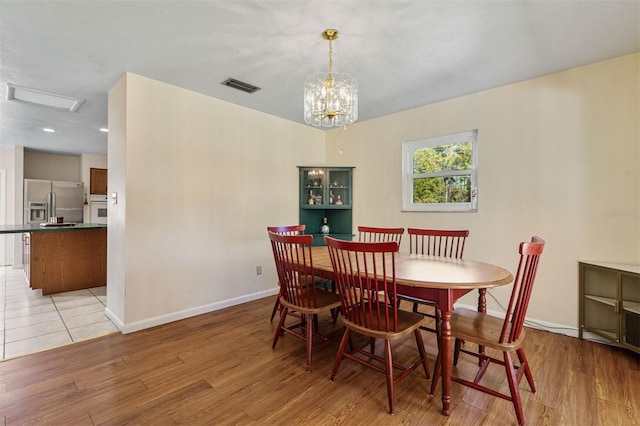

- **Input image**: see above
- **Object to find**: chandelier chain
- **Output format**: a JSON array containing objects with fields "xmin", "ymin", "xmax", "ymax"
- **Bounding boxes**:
[{"xmin": 328, "ymin": 38, "xmax": 333, "ymax": 74}]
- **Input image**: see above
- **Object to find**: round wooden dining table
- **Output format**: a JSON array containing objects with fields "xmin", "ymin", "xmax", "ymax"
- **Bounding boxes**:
[{"xmin": 310, "ymin": 246, "xmax": 513, "ymax": 416}]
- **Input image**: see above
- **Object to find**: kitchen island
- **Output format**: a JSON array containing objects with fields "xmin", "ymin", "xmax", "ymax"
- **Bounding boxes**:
[{"xmin": 0, "ymin": 223, "xmax": 107, "ymax": 295}]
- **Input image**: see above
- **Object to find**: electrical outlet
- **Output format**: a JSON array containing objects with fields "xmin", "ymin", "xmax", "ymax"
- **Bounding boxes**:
[{"xmin": 256, "ymin": 266, "xmax": 262, "ymax": 275}]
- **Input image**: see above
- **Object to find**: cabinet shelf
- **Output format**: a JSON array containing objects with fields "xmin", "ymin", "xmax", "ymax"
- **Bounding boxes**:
[
  {"xmin": 590, "ymin": 329, "xmax": 618, "ymax": 340},
  {"xmin": 301, "ymin": 205, "xmax": 350, "ymax": 210},
  {"xmin": 584, "ymin": 295, "xmax": 616, "ymax": 307},
  {"xmin": 623, "ymin": 300, "xmax": 640, "ymax": 315},
  {"xmin": 304, "ymin": 186, "xmax": 350, "ymax": 189}
]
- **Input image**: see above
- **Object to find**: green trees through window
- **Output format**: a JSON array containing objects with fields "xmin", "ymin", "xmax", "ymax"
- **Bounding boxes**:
[
  {"xmin": 402, "ymin": 130, "xmax": 477, "ymax": 212},
  {"xmin": 412, "ymin": 142, "xmax": 472, "ymax": 203}
]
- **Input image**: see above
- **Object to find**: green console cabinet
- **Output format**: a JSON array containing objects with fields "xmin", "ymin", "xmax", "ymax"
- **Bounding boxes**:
[
  {"xmin": 579, "ymin": 261, "xmax": 640, "ymax": 354},
  {"xmin": 298, "ymin": 166, "xmax": 354, "ymax": 246}
]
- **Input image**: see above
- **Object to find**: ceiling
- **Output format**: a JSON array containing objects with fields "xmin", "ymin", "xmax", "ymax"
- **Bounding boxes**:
[{"xmin": 0, "ymin": 1, "xmax": 638, "ymax": 156}]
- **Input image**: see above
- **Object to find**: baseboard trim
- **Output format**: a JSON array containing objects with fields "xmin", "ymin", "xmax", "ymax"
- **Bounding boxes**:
[
  {"xmin": 105, "ymin": 287, "xmax": 279, "ymax": 334},
  {"xmin": 454, "ymin": 302, "xmax": 580, "ymax": 338},
  {"xmin": 105, "ymin": 290, "xmax": 607, "ymax": 345}
]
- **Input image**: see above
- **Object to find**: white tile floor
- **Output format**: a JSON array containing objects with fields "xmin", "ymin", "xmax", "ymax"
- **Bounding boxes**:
[{"xmin": 0, "ymin": 266, "xmax": 119, "ymax": 361}]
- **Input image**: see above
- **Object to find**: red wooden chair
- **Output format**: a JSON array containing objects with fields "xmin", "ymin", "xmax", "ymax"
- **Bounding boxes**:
[
  {"xmin": 430, "ymin": 236, "xmax": 545, "ymax": 426},
  {"xmin": 267, "ymin": 225, "xmax": 306, "ymax": 322},
  {"xmin": 405, "ymin": 228, "xmax": 470, "ymax": 334},
  {"xmin": 325, "ymin": 236, "xmax": 431, "ymax": 414},
  {"xmin": 269, "ymin": 232, "xmax": 341, "ymax": 373},
  {"xmin": 407, "ymin": 228, "xmax": 469, "ymax": 259},
  {"xmin": 357, "ymin": 226, "xmax": 405, "ymax": 245}
]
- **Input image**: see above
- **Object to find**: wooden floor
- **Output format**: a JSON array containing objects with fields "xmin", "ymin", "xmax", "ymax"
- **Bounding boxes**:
[{"xmin": 1, "ymin": 297, "xmax": 639, "ymax": 425}]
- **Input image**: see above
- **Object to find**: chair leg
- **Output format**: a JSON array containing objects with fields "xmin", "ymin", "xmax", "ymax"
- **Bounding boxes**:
[
  {"xmin": 414, "ymin": 329, "xmax": 430, "ymax": 379},
  {"xmin": 305, "ymin": 313, "xmax": 314, "ymax": 373},
  {"xmin": 453, "ymin": 338, "xmax": 463, "ymax": 365},
  {"xmin": 270, "ymin": 295, "xmax": 280, "ymax": 322},
  {"xmin": 504, "ymin": 351, "xmax": 525, "ymax": 426},
  {"xmin": 330, "ymin": 306, "xmax": 342, "ymax": 324},
  {"xmin": 272, "ymin": 306, "xmax": 288, "ymax": 348},
  {"xmin": 331, "ymin": 328, "xmax": 351, "ymax": 380},
  {"xmin": 429, "ymin": 351, "xmax": 441, "ymax": 396},
  {"xmin": 384, "ymin": 339, "xmax": 395, "ymax": 415},
  {"xmin": 516, "ymin": 348, "xmax": 536, "ymax": 392}
]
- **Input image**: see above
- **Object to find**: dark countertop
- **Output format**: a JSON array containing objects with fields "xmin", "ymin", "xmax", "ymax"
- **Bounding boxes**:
[{"xmin": 0, "ymin": 223, "xmax": 107, "ymax": 235}]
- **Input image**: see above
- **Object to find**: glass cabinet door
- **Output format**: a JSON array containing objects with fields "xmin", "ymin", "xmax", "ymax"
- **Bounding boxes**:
[
  {"xmin": 301, "ymin": 168, "xmax": 326, "ymax": 207},
  {"xmin": 621, "ymin": 272, "xmax": 640, "ymax": 349},
  {"xmin": 327, "ymin": 168, "xmax": 352, "ymax": 208},
  {"xmin": 582, "ymin": 266, "xmax": 619, "ymax": 342}
]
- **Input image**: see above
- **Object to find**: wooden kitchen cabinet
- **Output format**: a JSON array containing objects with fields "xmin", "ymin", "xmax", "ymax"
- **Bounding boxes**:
[
  {"xmin": 90, "ymin": 168, "xmax": 108, "ymax": 195},
  {"xmin": 28, "ymin": 228, "xmax": 107, "ymax": 295}
]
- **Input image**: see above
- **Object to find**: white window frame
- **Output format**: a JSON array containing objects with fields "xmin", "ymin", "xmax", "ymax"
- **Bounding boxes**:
[{"xmin": 402, "ymin": 129, "xmax": 478, "ymax": 212}]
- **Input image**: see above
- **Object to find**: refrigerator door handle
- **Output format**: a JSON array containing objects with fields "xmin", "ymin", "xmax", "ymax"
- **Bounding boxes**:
[{"xmin": 48, "ymin": 192, "xmax": 56, "ymax": 219}]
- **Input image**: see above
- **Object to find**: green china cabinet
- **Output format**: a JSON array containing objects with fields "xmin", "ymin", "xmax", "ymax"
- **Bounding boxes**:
[{"xmin": 298, "ymin": 166, "xmax": 354, "ymax": 246}]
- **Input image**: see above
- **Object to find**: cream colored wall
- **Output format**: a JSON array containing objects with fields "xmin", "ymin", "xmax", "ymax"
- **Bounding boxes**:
[
  {"xmin": 326, "ymin": 53, "xmax": 640, "ymax": 331},
  {"xmin": 24, "ymin": 151, "xmax": 81, "ymax": 181},
  {"xmin": 0, "ymin": 147, "xmax": 18, "ymax": 228},
  {"xmin": 107, "ymin": 72, "xmax": 324, "ymax": 332},
  {"xmin": 80, "ymin": 154, "xmax": 108, "ymax": 222},
  {"xmin": 106, "ymin": 75, "xmax": 127, "ymax": 325},
  {"xmin": 0, "ymin": 146, "xmax": 23, "ymax": 266}
]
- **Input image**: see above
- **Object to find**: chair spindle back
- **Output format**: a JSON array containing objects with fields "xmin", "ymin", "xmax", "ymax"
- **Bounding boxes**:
[
  {"xmin": 358, "ymin": 226, "xmax": 405, "ymax": 245},
  {"xmin": 408, "ymin": 228, "xmax": 469, "ymax": 259},
  {"xmin": 267, "ymin": 224, "xmax": 306, "ymax": 236},
  {"xmin": 500, "ymin": 236, "xmax": 545, "ymax": 344},
  {"xmin": 268, "ymin": 232, "xmax": 319, "ymax": 309},
  {"xmin": 325, "ymin": 236, "xmax": 400, "ymax": 332}
]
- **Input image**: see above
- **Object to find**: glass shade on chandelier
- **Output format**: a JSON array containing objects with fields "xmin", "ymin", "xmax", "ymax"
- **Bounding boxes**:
[{"xmin": 304, "ymin": 29, "xmax": 358, "ymax": 128}]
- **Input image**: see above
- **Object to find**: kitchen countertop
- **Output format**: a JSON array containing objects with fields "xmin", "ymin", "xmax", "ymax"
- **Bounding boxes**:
[{"xmin": 0, "ymin": 223, "xmax": 107, "ymax": 235}]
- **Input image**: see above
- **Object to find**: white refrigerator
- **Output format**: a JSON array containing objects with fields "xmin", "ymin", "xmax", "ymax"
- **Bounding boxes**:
[{"xmin": 24, "ymin": 179, "xmax": 84, "ymax": 224}]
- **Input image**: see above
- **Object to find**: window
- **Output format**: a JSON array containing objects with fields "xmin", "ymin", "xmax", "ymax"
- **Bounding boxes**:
[{"xmin": 402, "ymin": 130, "xmax": 478, "ymax": 212}]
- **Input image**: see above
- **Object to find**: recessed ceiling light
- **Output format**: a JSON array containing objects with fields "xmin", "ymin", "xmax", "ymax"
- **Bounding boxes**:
[
  {"xmin": 43, "ymin": 128, "xmax": 56, "ymax": 133},
  {"xmin": 6, "ymin": 82, "xmax": 85, "ymax": 112},
  {"xmin": 99, "ymin": 128, "xmax": 109, "ymax": 133}
]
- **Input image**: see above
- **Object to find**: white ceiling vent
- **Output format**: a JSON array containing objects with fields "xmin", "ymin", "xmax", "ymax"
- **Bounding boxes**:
[
  {"xmin": 5, "ymin": 83, "xmax": 85, "ymax": 112},
  {"xmin": 221, "ymin": 78, "xmax": 261, "ymax": 94}
]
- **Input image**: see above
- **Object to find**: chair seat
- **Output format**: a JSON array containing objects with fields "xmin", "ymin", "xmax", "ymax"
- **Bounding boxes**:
[
  {"xmin": 451, "ymin": 307, "xmax": 525, "ymax": 352},
  {"xmin": 280, "ymin": 289, "xmax": 341, "ymax": 315},
  {"xmin": 343, "ymin": 303, "xmax": 426, "ymax": 341}
]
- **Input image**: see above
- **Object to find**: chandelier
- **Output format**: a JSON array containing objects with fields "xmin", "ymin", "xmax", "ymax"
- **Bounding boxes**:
[{"xmin": 304, "ymin": 29, "xmax": 358, "ymax": 128}]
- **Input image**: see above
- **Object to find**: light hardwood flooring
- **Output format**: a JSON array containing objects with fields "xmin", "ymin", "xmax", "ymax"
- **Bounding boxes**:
[
  {"xmin": 1, "ymin": 296, "xmax": 639, "ymax": 425},
  {"xmin": 0, "ymin": 266, "xmax": 118, "ymax": 361}
]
